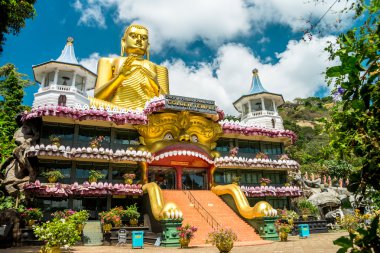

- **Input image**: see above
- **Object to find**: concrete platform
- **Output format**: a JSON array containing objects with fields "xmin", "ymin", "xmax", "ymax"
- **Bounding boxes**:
[{"xmin": 0, "ymin": 232, "xmax": 347, "ymax": 253}]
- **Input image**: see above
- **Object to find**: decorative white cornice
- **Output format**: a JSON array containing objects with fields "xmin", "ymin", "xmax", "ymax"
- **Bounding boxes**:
[{"xmin": 214, "ymin": 155, "xmax": 299, "ymax": 169}]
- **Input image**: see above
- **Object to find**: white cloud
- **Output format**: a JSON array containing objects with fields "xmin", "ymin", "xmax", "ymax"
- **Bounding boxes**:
[
  {"xmin": 165, "ymin": 36, "xmax": 337, "ymax": 115},
  {"xmin": 81, "ymin": 36, "xmax": 337, "ymax": 115},
  {"xmin": 73, "ymin": 0, "xmax": 353, "ymax": 50},
  {"xmin": 73, "ymin": 0, "xmax": 106, "ymax": 28}
]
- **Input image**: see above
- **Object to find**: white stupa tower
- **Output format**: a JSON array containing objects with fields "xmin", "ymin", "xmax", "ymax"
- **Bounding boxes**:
[
  {"xmin": 32, "ymin": 37, "xmax": 96, "ymax": 108},
  {"xmin": 233, "ymin": 69, "xmax": 284, "ymax": 129}
]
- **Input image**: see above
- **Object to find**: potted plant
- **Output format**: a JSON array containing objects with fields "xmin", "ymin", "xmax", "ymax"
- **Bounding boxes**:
[
  {"xmin": 259, "ymin": 177, "xmax": 271, "ymax": 186},
  {"xmin": 21, "ymin": 208, "xmax": 43, "ymax": 227},
  {"xmin": 99, "ymin": 211, "xmax": 113, "ymax": 233},
  {"xmin": 297, "ymin": 199, "xmax": 319, "ymax": 221},
  {"xmin": 255, "ymin": 152, "xmax": 269, "ymax": 159},
  {"xmin": 88, "ymin": 170, "xmax": 105, "ymax": 183},
  {"xmin": 231, "ymin": 175, "xmax": 240, "ymax": 185},
  {"xmin": 286, "ymin": 210, "xmax": 300, "ymax": 225},
  {"xmin": 49, "ymin": 135, "xmax": 61, "ymax": 146},
  {"xmin": 126, "ymin": 203, "xmax": 140, "ymax": 226},
  {"xmin": 229, "ymin": 147, "xmax": 239, "ymax": 157},
  {"xmin": 68, "ymin": 210, "xmax": 89, "ymax": 233},
  {"xmin": 89, "ymin": 135, "xmax": 105, "ymax": 149},
  {"xmin": 42, "ymin": 170, "xmax": 64, "ymax": 183},
  {"xmin": 33, "ymin": 219, "xmax": 81, "ymax": 253},
  {"xmin": 207, "ymin": 228, "xmax": 237, "ymax": 253},
  {"xmin": 51, "ymin": 209, "xmax": 76, "ymax": 220},
  {"xmin": 275, "ymin": 219, "xmax": 293, "ymax": 241},
  {"xmin": 177, "ymin": 223, "xmax": 198, "ymax": 248},
  {"xmin": 278, "ymin": 154, "xmax": 289, "ymax": 160},
  {"xmin": 123, "ymin": 173, "xmax": 136, "ymax": 184}
]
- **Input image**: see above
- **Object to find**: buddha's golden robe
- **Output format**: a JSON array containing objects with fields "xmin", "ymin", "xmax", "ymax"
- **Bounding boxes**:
[{"xmin": 91, "ymin": 56, "xmax": 169, "ymax": 110}]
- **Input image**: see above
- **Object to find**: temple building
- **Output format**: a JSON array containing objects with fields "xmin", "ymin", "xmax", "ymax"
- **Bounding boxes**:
[{"xmin": 4, "ymin": 28, "xmax": 301, "ymax": 246}]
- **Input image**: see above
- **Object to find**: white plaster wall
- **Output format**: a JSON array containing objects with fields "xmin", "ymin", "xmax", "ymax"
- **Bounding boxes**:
[
  {"xmin": 243, "ymin": 115, "xmax": 284, "ymax": 130},
  {"xmin": 33, "ymin": 89, "xmax": 89, "ymax": 108}
]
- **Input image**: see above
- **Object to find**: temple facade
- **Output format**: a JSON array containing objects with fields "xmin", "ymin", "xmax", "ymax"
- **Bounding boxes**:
[{"xmin": 2, "ymin": 31, "xmax": 301, "ymax": 245}]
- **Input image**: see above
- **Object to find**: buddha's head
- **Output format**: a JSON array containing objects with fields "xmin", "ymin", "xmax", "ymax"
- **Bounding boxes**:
[{"xmin": 121, "ymin": 24, "xmax": 149, "ymax": 57}]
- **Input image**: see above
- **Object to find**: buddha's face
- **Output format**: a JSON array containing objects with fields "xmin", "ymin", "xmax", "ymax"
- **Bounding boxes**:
[{"xmin": 125, "ymin": 27, "xmax": 149, "ymax": 56}]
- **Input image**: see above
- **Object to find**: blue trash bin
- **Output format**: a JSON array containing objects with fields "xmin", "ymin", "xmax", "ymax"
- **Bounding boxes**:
[
  {"xmin": 298, "ymin": 224, "xmax": 310, "ymax": 238},
  {"xmin": 132, "ymin": 231, "xmax": 144, "ymax": 248}
]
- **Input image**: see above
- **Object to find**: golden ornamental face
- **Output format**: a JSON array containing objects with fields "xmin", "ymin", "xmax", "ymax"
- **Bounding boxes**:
[
  {"xmin": 135, "ymin": 112, "xmax": 222, "ymax": 156},
  {"xmin": 125, "ymin": 27, "xmax": 149, "ymax": 56}
]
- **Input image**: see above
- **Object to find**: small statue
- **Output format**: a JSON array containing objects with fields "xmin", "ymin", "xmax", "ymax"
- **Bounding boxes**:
[
  {"xmin": 339, "ymin": 178, "xmax": 343, "ymax": 188},
  {"xmin": 311, "ymin": 173, "xmax": 315, "ymax": 181},
  {"xmin": 91, "ymin": 24, "xmax": 169, "ymax": 110},
  {"xmin": 323, "ymin": 175, "xmax": 327, "ymax": 184},
  {"xmin": 328, "ymin": 176, "xmax": 332, "ymax": 187},
  {"xmin": 304, "ymin": 171, "xmax": 308, "ymax": 180}
]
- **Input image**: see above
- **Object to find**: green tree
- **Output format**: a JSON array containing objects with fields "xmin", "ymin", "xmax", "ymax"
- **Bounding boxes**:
[
  {"xmin": 325, "ymin": 0, "xmax": 380, "ymax": 193},
  {"xmin": 0, "ymin": 64, "xmax": 32, "ymax": 164},
  {"xmin": 0, "ymin": 0, "xmax": 36, "ymax": 53},
  {"xmin": 324, "ymin": 0, "xmax": 380, "ymax": 251}
]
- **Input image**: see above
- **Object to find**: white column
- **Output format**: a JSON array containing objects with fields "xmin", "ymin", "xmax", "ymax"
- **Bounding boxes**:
[
  {"xmin": 71, "ymin": 72, "xmax": 77, "ymax": 91},
  {"xmin": 52, "ymin": 69, "xmax": 59, "ymax": 88},
  {"xmin": 261, "ymin": 97, "xmax": 266, "ymax": 111},
  {"xmin": 39, "ymin": 73, "xmax": 46, "ymax": 91},
  {"xmin": 82, "ymin": 76, "xmax": 87, "ymax": 95},
  {"xmin": 272, "ymin": 99, "xmax": 277, "ymax": 113}
]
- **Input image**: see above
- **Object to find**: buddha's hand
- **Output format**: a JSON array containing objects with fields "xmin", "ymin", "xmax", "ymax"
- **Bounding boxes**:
[
  {"xmin": 119, "ymin": 55, "xmax": 137, "ymax": 76},
  {"xmin": 141, "ymin": 78, "xmax": 160, "ymax": 97}
]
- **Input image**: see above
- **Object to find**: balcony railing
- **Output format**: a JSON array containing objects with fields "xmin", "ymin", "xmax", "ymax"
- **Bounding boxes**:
[
  {"xmin": 40, "ymin": 84, "xmax": 87, "ymax": 96},
  {"xmin": 242, "ymin": 110, "xmax": 279, "ymax": 120}
]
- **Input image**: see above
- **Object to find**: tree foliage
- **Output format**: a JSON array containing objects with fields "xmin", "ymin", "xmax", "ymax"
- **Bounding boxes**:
[
  {"xmin": 0, "ymin": 0, "xmax": 36, "ymax": 53},
  {"xmin": 325, "ymin": 0, "xmax": 380, "ymax": 193},
  {"xmin": 0, "ymin": 64, "xmax": 32, "ymax": 164}
]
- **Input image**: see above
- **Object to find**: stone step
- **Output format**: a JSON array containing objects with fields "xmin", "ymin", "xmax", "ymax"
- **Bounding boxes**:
[
  {"xmin": 162, "ymin": 190, "xmax": 261, "ymax": 246},
  {"xmin": 83, "ymin": 221, "xmax": 103, "ymax": 246}
]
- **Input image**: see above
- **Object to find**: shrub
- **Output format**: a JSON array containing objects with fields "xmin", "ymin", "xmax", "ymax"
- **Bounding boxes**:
[
  {"xmin": 34, "ymin": 219, "xmax": 81, "ymax": 248},
  {"xmin": 207, "ymin": 228, "xmax": 237, "ymax": 246}
]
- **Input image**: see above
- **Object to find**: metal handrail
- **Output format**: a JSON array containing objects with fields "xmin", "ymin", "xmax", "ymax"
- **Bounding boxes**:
[{"xmin": 183, "ymin": 190, "xmax": 221, "ymax": 230}]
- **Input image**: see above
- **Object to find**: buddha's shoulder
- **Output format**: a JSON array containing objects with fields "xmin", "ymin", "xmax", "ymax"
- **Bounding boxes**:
[{"xmin": 98, "ymin": 57, "xmax": 125, "ymax": 65}]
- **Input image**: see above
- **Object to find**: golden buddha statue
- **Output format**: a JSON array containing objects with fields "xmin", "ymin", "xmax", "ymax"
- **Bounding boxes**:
[{"xmin": 90, "ymin": 24, "xmax": 169, "ymax": 110}]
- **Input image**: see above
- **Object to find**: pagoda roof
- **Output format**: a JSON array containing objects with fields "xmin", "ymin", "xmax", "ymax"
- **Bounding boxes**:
[
  {"xmin": 56, "ymin": 37, "xmax": 79, "ymax": 64},
  {"xmin": 249, "ymin": 68, "xmax": 267, "ymax": 94}
]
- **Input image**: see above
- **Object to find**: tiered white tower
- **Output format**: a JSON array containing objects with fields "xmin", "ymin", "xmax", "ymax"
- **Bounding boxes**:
[
  {"xmin": 233, "ymin": 69, "xmax": 284, "ymax": 130},
  {"xmin": 32, "ymin": 37, "xmax": 96, "ymax": 108}
]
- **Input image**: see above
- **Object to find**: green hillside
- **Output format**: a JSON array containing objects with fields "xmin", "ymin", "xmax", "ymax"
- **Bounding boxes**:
[{"xmin": 278, "ymin": 96, "xmax": 353, "ymax": 178}]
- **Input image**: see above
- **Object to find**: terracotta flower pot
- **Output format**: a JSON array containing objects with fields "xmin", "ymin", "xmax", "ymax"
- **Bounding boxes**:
[
  {"xmin": 179, "ymin": 238, "xmax": 190, "ymax": 248},
  {"xmin": 216, "ymin": 241, "xmax": 233, "ymax": 253},
  {"xmin": 27, "ymin": 220, "xmax": 36, "ymax": 227},
  {"xmin": 88, "ymin": 177, "xmax": 97, "ymax": 183},
  {"xmin": 51, "ymin": 141, "xmax": 61, "ymax": 147},
  {"xmin": 77, "ymin": 224, "xmax": 84, "ymax": 234},
  {"xmin": 102, "ymin": 223, "xmax": 112, "ymax": 233},
  {"xmin": 129, "ymin": 218, "xmax": 138, "ymax": 226},
  {"xmin": 48, "ymin": 176, "xmax": 58, "ymax": 183},
  {"xmin": 125, "ymin": 178, "xmax": 133, "ymax": 185},
  {"xmin": 279, "ymin": 231, "xmax": 288, "ymax": 242}
]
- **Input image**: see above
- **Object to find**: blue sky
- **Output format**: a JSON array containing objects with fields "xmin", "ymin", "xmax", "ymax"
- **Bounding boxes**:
[{"xmin": 0, "ymin": 0, "xmax": 354, "ymax": 115}]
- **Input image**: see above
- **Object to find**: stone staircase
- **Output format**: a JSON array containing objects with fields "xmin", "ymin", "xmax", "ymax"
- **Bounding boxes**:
[
  {"xmin": 162, "ymin": 190, "xmax": 262, "ymax": 246},
  {"xmin": 162, "ymin": 190, "xmax": 213, "ymax": 246},
  {"xmin": 82, "ymin": 220, "xmax": 103, "ymax": 246},
  {"xmin": 189, "ymin": 190, "xmax": 262, "ymax": 242}
]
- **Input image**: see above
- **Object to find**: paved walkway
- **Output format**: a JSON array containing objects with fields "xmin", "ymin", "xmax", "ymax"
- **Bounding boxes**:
[{"xmin": 0, "ymin": 232, "xmax": 347, "ymax": 253}]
